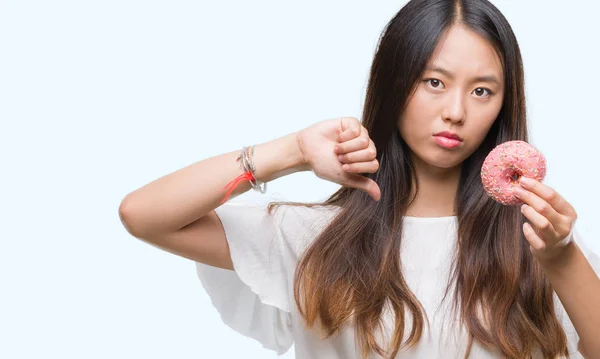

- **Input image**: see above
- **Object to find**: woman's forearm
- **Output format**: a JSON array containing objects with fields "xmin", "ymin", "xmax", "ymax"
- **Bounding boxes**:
[
  {"xmin": 540, "ymin": 241, "xmax": 600, "ymax": 358},
  {"xmin": 119, "ymin": 132, "xmax": 307, "ymax": 238}
]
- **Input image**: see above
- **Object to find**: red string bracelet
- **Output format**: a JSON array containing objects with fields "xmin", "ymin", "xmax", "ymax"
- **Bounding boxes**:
[
  {"xmin": 220, "ymin": 170, "xmax": 256, "ymax": 204},
  {"xmin": 220, "ymin": 146, "xmax": 267, "ymax": 204}
]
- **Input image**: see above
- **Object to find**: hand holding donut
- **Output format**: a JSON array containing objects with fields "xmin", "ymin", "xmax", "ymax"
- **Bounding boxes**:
[
  {"xmin": 296, "ymin": 117, "xmax": 381, "ymax": 201},
  {"xmin": 514, "ymin": 177, "xmax": 578, "ymax": 263},
  {"xmin": 481, "ymin": 140, "xmax": 577, "ymax": 263}
]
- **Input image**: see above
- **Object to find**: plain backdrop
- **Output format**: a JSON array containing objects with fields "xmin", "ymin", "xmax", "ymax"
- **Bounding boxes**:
[{"xmin": 1, "ymin": 1, "xmax": 599, "ymax": 358}]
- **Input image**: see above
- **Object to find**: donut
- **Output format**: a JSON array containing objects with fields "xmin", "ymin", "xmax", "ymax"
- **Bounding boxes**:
[{"xmin": 480, "ymin": 140, "xmax": 547, "ymax": 205}]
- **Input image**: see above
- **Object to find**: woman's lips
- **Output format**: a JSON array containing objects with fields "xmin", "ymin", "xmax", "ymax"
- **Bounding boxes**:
[{"xmin": 433, "ymin": 135, "xmax": 462, "ymax": 149}]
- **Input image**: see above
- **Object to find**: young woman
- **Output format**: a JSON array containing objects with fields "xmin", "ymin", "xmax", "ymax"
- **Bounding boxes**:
[{"xmin": 119, "ymin": 0, "xmax": 600, "ymax": 358}]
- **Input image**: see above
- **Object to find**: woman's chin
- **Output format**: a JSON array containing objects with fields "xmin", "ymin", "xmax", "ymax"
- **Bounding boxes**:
[{"xmin": 422, "ymin": 154, "xmax": 465, "ymax": 171}]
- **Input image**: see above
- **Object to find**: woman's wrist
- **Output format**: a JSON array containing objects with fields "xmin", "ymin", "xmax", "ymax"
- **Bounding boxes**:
[{"xmin": 252, "ymin": 132, "xmax": 310, "ymax": 183}]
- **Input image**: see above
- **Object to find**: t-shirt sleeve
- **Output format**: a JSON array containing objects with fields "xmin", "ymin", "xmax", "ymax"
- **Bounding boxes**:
[
  {"xmin": 194, "ymin": 202, "xmax": 294, "ymax": 356},
  {"xmin": 558, "ymin": 226, "xmax": 600, "ymax": 357}
]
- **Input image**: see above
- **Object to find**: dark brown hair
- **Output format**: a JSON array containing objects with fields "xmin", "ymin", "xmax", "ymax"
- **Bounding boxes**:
[{"xmin": 269, "ymin": 0, "xmax": 568, "ymax": 357}]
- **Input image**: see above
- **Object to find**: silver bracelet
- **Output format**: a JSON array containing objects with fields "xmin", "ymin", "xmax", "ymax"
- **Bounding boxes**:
[{"xmin": 238, "ymin": 146, "xmax": 267, "ymax": 194}]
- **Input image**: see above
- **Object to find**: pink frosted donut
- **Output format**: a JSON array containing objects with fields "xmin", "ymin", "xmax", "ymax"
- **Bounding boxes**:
[{"xmin": 481, "ymin": 140, "xmax": 547, "ymax": 205}]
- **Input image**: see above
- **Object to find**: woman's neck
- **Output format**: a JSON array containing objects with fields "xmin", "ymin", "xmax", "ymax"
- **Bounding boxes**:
[{"xmin": 405, "ymin": 160, "xmax": 461, "ymax": 218}]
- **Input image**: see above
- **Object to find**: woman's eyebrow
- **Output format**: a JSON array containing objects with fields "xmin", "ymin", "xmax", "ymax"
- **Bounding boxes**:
[{"xmin": 426, "ymin": 65, "xmax": 501, "ymax": 86}]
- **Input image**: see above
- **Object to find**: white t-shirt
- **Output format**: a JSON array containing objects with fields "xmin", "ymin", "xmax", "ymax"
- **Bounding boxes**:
[{"xmin": 195, "ymin": 202, "xmax": 600, "ymax": 358}]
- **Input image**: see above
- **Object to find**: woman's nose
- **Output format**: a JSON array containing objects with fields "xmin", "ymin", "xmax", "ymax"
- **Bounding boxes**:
[{"xmin": 441, "ymin": 91, "xmax": 466, "ymax": 124}]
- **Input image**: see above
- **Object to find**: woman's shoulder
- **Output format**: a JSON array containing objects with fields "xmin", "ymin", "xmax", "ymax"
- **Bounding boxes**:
[
  {"xmin": 219, "ymin": 198, "xmax": 342, "ymax": 239},
  {"xmin": 269, "ymin": 202, "xmax": 342, "ymax": 259},
  {"xmin": 218, "ymin": 199, "xmax": 343, "ymax": 259},
  {"xmin": 270, "ymin": 202, "xmax": 342, "ymax": 236}
]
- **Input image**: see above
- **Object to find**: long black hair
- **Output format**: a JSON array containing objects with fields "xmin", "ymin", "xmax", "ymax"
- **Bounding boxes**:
[{"xmin": 270, "ymin": 1, "xmax": 568, "ymax": 358}]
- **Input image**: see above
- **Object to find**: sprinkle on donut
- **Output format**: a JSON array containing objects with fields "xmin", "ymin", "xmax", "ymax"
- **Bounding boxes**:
[{"xmin": 480, "ymin": 140, "xmax": 547, "ymax": 205}]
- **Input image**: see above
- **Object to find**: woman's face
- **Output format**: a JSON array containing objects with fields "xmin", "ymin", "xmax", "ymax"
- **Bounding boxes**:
[{"xmin": 398, "ymin": 24, "xmax": 505, "ymax": 171}]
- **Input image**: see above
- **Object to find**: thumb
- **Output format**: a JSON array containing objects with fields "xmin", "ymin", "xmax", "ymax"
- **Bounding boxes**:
[{"xmin": 343, "ymin": 174, "xmax": 381, "ymax": 202}]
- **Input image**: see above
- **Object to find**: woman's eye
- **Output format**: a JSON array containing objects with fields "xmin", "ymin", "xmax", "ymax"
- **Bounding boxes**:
[
  {"xmin": 425, "ymin": 79, "xmax": 444, "ymax": 89},
  {"xmin": 473, "ymin": 87, "xmax": 493, "ymax": 98},
  {"xmin": 423, "ymin": 80, "xmax": 493, "ymax": 97}
]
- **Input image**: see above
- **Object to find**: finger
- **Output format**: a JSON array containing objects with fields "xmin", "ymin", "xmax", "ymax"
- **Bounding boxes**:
[
  {"xmin": 514, "ymin": 186, "xmax": 566, "ymax": 233},
  {"xmin": 520, "ymin": 204, "xmax": 557, "ymax": 240},
  {"xmin": 336, "ymin": 135, "xmax": 371, "ymax": 154},
  {"xmin": 343, "ymin": 174, "xmax": 381, "ymax": 202},
  {"xmin": 339, "ymin": 117, "xmax": 363, "ymax": 142},
  {"xmin": 523, "ymin": 222, "xmax": 546, "ymax": 251},
  {"xmin": 519, "ymin": 177, "xmax": 577, "ymax": 218},
  {"xmin": 339, "ymin": 146, "xmax": 377, "ymax": 163},
  {"xmin": 342, "ymin": 160, "xmax": 379, "ymax": 174}
]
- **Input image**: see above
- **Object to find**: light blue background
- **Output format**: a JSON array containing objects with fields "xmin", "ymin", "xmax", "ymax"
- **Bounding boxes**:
[{"xmin": 1, "ymin": 1, "xmax": 598, "ymax": 358}]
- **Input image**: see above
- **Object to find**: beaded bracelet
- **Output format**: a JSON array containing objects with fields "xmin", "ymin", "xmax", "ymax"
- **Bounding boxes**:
[{"xmin": 220, "ymin": 145, "xmax": 267, "ymax": 204}]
